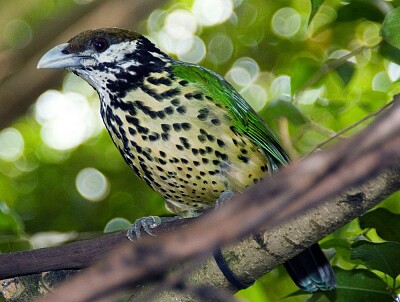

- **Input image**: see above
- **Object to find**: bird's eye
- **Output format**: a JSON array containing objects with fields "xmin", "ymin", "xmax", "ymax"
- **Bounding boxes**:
[{"xmin": 92, "ymin": 37, "xmax": 109, "ymax": 52}]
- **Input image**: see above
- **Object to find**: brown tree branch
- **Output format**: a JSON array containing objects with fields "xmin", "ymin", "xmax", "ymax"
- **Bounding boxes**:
[{"xmin": 16, "ymin": 95, "xmax": 399, "ymax": 302}]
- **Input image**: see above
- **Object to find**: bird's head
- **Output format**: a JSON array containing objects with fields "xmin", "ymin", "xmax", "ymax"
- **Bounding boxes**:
[{"xmin": 38, "ymin": 28, "xmax": 170, "ymax": 93}]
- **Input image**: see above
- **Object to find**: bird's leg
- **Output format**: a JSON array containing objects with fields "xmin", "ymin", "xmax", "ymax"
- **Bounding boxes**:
[
  {"xmin": 214, "ymin": 190, "xmax": 255, "ymax": 289},
  {"xmin": 126, "ymin": 210, "xmax": 202, "ymax": 241},
  {"xmin": 126, "ymin": 216, "xmax": 176, "ymax": 241},
  {"xmin": 216, "ymin": 190, "xmax": 235, "ymax": 208}
]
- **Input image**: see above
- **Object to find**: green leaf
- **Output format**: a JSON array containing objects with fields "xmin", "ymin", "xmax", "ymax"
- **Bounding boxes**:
[
  {"xmin": 324, "ymin": 267, "xmax": 392, "ymax": 301},
  {"xmin": 338, "ymin": 0, "xmax": 388, "ymax": 23},
  {"xmin": 359, "ymin": 208, "xmax": 400, "ymax": 242},
  {"xmin": 336, "ymin": 61, "xmax": 355, "ymax": 86},
  {"xmin": 381, "ymin": 6, "xmax": 400, "ymax": 49},
  {"xmin": 309, "ymin": 0, "xmax": 325, "ymax": 25},
  {"xmin": 351, "ymin": 240, "xmax": 400, "ymax": 279},
  {"xmin": 379, "ymin": 40, "xmax": 400, "ymax": 65},
  {"xmin": 0, "ymin": 202, "xmax": 23, "ymax": 235},
  {"xmin": 358, "ymin": 91, "xmax": 389, "ymax": 112},
  {"xmin": 265, "ymin": 99, "xmax": 308, "ymax": 125},
  {"xmin": 290, "ymin": 57, "xmax": 321, "ymax": 93}
]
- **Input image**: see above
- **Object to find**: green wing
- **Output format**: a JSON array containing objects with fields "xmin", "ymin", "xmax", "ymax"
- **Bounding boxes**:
[{"xmin": 172, "ymin": 62, "xmax": 290, "ymax": 170}]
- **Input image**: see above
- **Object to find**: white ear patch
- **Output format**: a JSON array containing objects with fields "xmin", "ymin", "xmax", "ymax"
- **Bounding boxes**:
[{"xmin": 95, "ymin": 40, "xmax": 139, "ymax": 64}]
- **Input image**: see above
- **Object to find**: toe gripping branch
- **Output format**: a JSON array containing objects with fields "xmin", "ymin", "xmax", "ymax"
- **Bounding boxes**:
[{"xmin": 213, "ymin": 248, "xmax": 254, "ymax": 290}]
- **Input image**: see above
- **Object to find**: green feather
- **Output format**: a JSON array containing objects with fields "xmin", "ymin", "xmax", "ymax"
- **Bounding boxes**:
[{"xmin": 172, "ymin": 62, "xmax": 290, "ymax": 170}]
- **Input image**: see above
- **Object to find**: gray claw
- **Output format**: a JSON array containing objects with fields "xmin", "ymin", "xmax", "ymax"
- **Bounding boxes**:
[
  {"xmin": 126, "ymin": 216, "xmax": 162, "ymax": 241},
  {"xmin": 216, "ymin": 190, "xmax": 235, "ymax": 208}
]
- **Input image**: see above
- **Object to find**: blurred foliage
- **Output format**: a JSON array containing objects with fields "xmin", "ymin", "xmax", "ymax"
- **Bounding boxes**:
[{"xmin": 1, "ymin": 0, "xmax": 400, "ymax": 301}]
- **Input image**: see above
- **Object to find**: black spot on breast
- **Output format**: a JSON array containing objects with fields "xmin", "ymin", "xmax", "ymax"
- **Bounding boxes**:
[
  {"xmin": 161, "ymin": 124, "xmax": 171, "ymax": 132},
  {"xmin": 207, "ymin": 134, "xmax": 215, "ymax": 142},
  {"xmin": 198, "ymin": 135, "xmax": 206, "ymax": 143},
  {"xmin": 128, "ymin": 127, "xmax": 137, "ymax": 135},
  {"xmin": 179, "ymin": 80, "xmax": 189, "ymax": 86},
  {"xmin": 156, "ymin": 111, "xmax": 166, "ymax": 119},
  {"xmin": 177, "ymin": 106, "xmax": 186, "ymax": 114},
  {"xmin": 137, "ymin": 125, "xmax": 149, "ymax": 134},
  {"xmin": 164, "ymin": 106, "xmax": 174, "ymax": 115},
  {"xmin": 181, "ymin": 122, "xmax": 191, "ymax": 130},
  {"xmin": 173, "ymin": 123, "xmax": 182, "ymax": 131},
  {"xmin": 161, "ymin": 88, "xmax": 180, "ymax": 98},
  {"xmin": 197, "ymin": 108, "xmax": 209, "ymax": 121},
  {"xmin": 193, "ymin": 93, "xmax": 203, "ymax": 100},
  {"xmin": 126, "ymin": 116, "xmax": 140, "ymax": 126},
  {"xmin": 211, "ymin": 118, "xmax": 221, "ymax": 126},
  {"xmin": 147, "ymin": 76, "xmax": 173, "ymax": 86},
  {"xmin": 217, "ymin": 139, "xmax": 225, "ymax": 147},
  {"xmin": 161, "ymin": 133, "xmax": 170, "ymax": 141},
  {"xmin": 149, "ymin": 133, "xmax": 160, "ymax": 141},
  {"xmin": 171, "ymin": 99, "xmax": 180, "ymax": 106},
  {"xmin": 179, "ymin": 137, "xmax": 190, "ymax": 149},
  {"xmin": 238, "ymin": 155, "xmax": 249, "ymax": 163}
]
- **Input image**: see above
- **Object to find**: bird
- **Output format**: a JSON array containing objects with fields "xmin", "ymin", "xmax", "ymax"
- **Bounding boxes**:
[{"xmin": 37, "ymin": 27, "xmax": 335, "ymax": 292}]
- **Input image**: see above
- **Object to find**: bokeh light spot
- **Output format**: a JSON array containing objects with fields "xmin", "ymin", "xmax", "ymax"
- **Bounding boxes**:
[
  {"xmin": 271, "ymin": 75, "xmax": 292, "ymax": 100},
  {"xmin": 76, "ymin": 167, "xmax": 109, "ymax": 202},
  {"xmin": 388, "ymin": 62, "xmax": 400, "ymax": 81},
  {"xmin": 207, "ymin": 34, "xmax": 233, "ymax": 64},
  {"xmin": 271, "ymin": 7, "xmax": 301, "ymax": 38},
  {"xmin": 177, "ymin": 36, "xmax": 206, "ymax": 63},
  {"xmin": 0, "ymin": 128, "xmax": 24, "ymax": 162},
  {"xmin": 226, "ymin": 57, "xmax": 259, "ymax": 87},
  {"xmin": 165, "ymin": 9, "xmax": 197, "ymax": 39},
  {"xmin": 104, "ymin": 217, "xmax": 131, "ymax": 233},
  {"xmin": 35, "ymin": 90, "xmax": 102, "ymax": 150},
  {"xmin": 3, "ymin": 19, "xmax": 32, "ymax": 49},
  {"xmin": 240, "ymin": 84, "xmax": 267, "ymax": 112},
  {"xmin": 193, "ymin": 0, "xmax": 233, "ymax": 26},
  {"xmin": 372, "ymin": 72, "xmax": 391, "ymax": 92}
]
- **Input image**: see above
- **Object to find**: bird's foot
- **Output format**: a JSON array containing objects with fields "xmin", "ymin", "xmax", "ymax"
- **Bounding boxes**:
[
  {"xmin": 216, "ymin": 190, "xmax": 235, "ymax": 208},
  {"xmin": 126, "ymin": 216, "xmax": 178, "ymax": 241}
]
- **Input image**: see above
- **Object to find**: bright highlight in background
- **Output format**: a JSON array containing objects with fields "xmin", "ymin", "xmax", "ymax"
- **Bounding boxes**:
[
  {"xmin": 75, "ymin": 167, "xmax": 109, "ymax": 202},
  {"xmin": 0, "ymin": 128, "xmax": 24, "ymax": 162},
  {"xmin": 35, "ymin": 90, "xmax": 102, "ymax": 150},
  {"xmin": 192, "ymin": 0, "xmax": 233, "ymax": 26},
  {"xmin": 271, "ymin": 7, "xmax": 301, "ymax": 38}
]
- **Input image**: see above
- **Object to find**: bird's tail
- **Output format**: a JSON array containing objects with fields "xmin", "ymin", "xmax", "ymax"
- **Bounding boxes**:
[{"xmin": 284, "ymin": 243, "xmax": 336, "ymax": 292}]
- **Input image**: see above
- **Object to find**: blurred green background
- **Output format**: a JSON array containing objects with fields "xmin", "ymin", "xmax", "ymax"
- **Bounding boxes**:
[{"xmin": 1, "ymin": 0, "xmax": 400, "ymax": 301}]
